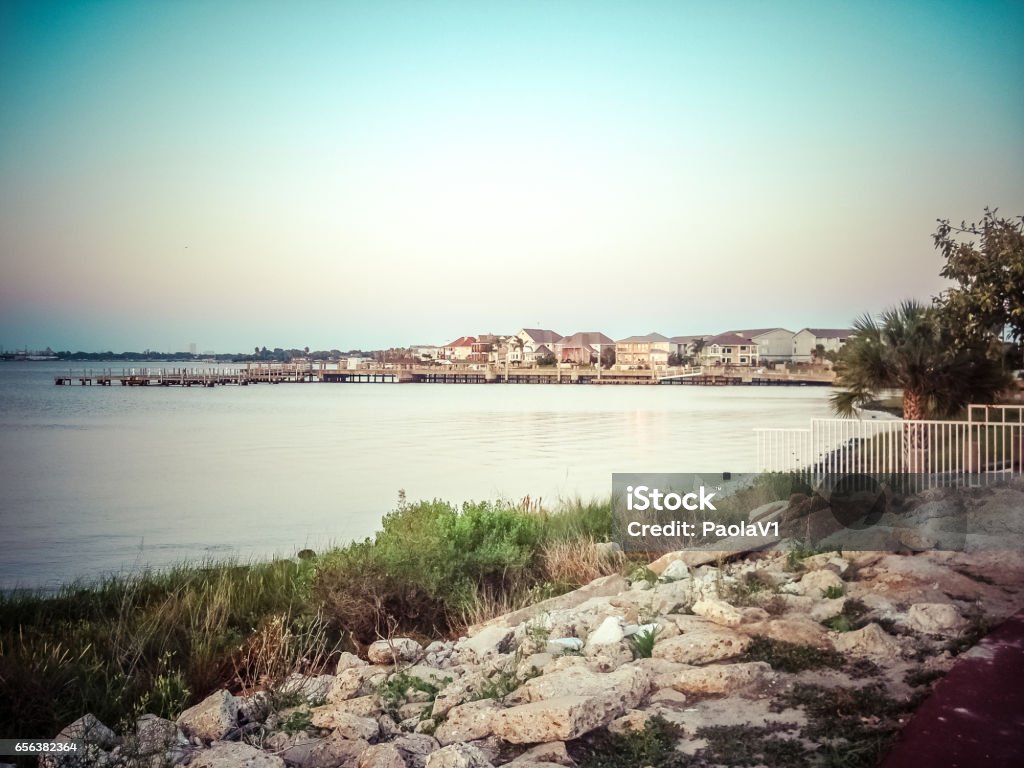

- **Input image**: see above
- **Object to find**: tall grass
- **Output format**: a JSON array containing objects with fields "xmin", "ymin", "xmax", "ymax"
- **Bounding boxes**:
[
  {"xmin": 0, "ymin": 495, "xmax": 619, "ymax": 739},
  {"xmin": 0, "ymin": 558, "xmax": 332, "ymax": 738}
]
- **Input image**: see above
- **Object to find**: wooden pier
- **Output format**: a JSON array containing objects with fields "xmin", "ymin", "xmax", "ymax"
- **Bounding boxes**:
[{"xmin": 56, "ymin": 364, "xmax": 834, "ymax": 388}]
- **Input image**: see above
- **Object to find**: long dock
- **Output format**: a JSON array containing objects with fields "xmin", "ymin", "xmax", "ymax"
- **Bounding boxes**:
[{"xmin": 55, "ymin": 364, "xmax": 834, "ymax": 387}]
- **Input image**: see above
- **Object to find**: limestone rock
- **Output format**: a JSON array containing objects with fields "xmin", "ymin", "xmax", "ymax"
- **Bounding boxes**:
[
  {"xmin": 177, "ymin": 690, "xmax": 239, "ymax": 741},
  {"xmin": 359, "ymin": 743, "xmax": 409, "ymax": 768},
  {"xmin": 337, "ymin": 651, "xmax": 369, "ymax": 671},
  {"xmin": 608, "ymin": 709, "xmax": 653, "ymax": 734},
  {"xmin": 329, "ymin": 665, "xmax": 377, "ymax": 702},
  {"xmin": 490, "ymin": 695, "xmax": 621, "ymax": 744},
  {"xmin": 660, "ymin": 560, "xmax": 690, "ymax": 581},
  {"xmin": 654, "ymin": 620, "xmax": 752, "ymax": 664},
  {"xmin": 740, "ymin": 618, "xmax": 830, "ymax": 648},
  {"xmin": 669, "ymin": 662, "xmax": 772, "ymax": 694},
  {"xmin": 907, "ymin": 603, "xmax": 966, "ymax": 634},
  {"xmin": 809, "ymin": 597, "xmax": 847, "ymax": 623},
  {"xmin": 306, "ymin": 733, "xmax": 372, "ymax": 768},
  {"xmin": 424, "ymin": 743, "xmax": 493, "ymax": 768},
  {"xmin": 545, "ymin": 638, "xmax": 583, "ymax": 654},
  {"xmin": 392, "ymin": 734, "xmax": 441, "ymax": 768},
  {"xmin": 691, "ymin": 598, "xmax": 743, "ymax": 627},
  {"xmin": 263, "ymin": 731, "xmax": 322, "ymax": 767},
  {"xmin": 279, "ymin": 673, "xmax": 336, "ymax": 704},
  {"xmin": 435, "ymin": 700, "xmax": 501, "ymax": 746},
  {"xmin": 584, "ymin": 616, "xmax": 624, "ymax": 651},
  {"xmin": 458, "ymin": 626, "xmax": 515, "ymax": 664},
  {"xmin": 135, "ymin": 714, "xmax": 189, "ymax": 764},
  {"xmin": 309, "ymin": 707, "xmax": 379, "ymax": 741},
  {"xmin": 831, "ymin": 623, "xmax": 902, "ymax": 659},
  {"xmin": 330, "ymin": 695, "xmax": 384, "ymax": 719},
  {"xmin": 790, "ymin": 569, "xmax": 845, "ymax": 597},
  {"xmin": 368, "ymin": 638, "xmax": 423, "ymax": 665},
  {"xmin": 191, "ymin": 742, "xmax": 285, "ymax": 768},
  {"xmin": 507, "ymin": 742, "xmax": 573, "ymax": 766},
  {"xmin": 509, "ymin": 665, "xmax": 650, "ymax": 707}
]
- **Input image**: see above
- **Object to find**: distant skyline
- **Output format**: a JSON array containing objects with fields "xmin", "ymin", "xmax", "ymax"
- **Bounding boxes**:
[{"xmin": 2, "ymin": 0, "xmax": 1022, "ymax": 351}]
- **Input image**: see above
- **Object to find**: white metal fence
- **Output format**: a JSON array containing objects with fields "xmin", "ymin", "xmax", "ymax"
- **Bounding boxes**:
[{"xmin": 756, "ymin": 405, "xmax": 1024, "ymax": 479}]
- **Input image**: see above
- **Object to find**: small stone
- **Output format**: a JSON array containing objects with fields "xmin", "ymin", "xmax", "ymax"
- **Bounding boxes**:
[
  {"xmin": 660, "ymin": 560, "xmax": 690, "ymax": 581},
  {"xmin": 831, "ymin": 623, "xmax": 902, "ymax": 659},
  {"xmin": 584, "ymin": 616, "xmax": 625, "ymax": 650},
  {"xmin": 359, "ymin": 743, "xmax": 408, "ymax": 768},
  {"xmin": 309, "ymin": 708, "xmax": 379, "ymax": 741}
]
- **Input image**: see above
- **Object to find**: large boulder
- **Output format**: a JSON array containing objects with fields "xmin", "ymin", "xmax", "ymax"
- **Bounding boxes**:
[
  {"xmin": 668, "ymin": 662, "xmax": 772, "ymax": 695},
  {"xmin": 906, "ymin": 603, "xmax": 967, "ymax": 634},
  {"xmin": 434, "ymin": 700, "xmax": 501, "ymax": 746},
  {"xmin": 309, "ymin": 708, "xmax": 379, "ymax": 741},
  {"xmin": 490, "ymin": 695, "xmax": 622, "ymax": 744},
  {"xmin": 359, "ymin": 743, "xmax": 409, "ymax": 768},
  {"xmin": 508, "ymin": 665, "xmax": 650, "ymax": 707},
  {"xmin": 177, "ymin": 690, "xmax": 239, "ymax": 741},
  {"xmin": 653, "ymin": 619, "xmax": 752, "ymax": 664},
  {"xmin": 457, "ymin": 626, "xmax": 515, "ymax": 664},
  {"xmin": 831, "ymin": 623, "xmax": 902, "ymax": 659},
  {"xmin": 368, "ymin": 638, "xmax": 423, "ymax": 665},
  {"xmin": 306, "ymin": 733, "xmax": 372, "ymax": 768}
]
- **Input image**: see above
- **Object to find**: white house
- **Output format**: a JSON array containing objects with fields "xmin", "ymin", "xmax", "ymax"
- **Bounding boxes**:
[
  {"xmin": 510, "ymin": 328, "xmax": 562, "ymax": 365},
  {"xmin": 792, "ymin": 328, "xmax": 854, "ymax": 362}
]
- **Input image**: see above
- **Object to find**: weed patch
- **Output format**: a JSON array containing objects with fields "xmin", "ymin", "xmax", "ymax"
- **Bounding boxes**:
[{"xmin": 742, "ymin": 636, "xmax": 844, "ymax": 673}]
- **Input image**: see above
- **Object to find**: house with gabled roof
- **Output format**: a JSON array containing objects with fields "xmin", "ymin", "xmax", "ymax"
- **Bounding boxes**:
[
  {"xmin": 700, "ymin": 332, "xmax": 760, "ymax": 366},
  {"xmin": 726, "ymin": 328, "xmax": 795, "ymax": 362},
  {"xmin": 441, "ymin": 336, "xmax": 476, "ymax": 361},
  {"xmin": 556, "ymin": 332, "xmax": 615, "ymax": 365},
  {"xmin": 510, "ymin": 328, "xmax": 562, "ymax": 365},
  {"xmin": 792, "ymin": 328, "xmax": 854, "ymax": 362},
  {"xmin": 615, "ymin": 332, "xmax": 672, "ymax": 368}
]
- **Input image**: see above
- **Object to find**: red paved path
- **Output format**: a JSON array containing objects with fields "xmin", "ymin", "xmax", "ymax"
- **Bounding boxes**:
[{"xmin": 882, "ymin": 610, "xmax": 1024, "ymax": 768}]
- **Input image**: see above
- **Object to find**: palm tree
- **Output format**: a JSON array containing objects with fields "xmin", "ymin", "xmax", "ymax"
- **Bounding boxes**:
[
  {"xmin": 832, "ymin": 300, "xmax": 1006, "ymax": 420},
  {"xmin": 831, "ymin": 300, "xmax": 1007, "ymax": 471}
]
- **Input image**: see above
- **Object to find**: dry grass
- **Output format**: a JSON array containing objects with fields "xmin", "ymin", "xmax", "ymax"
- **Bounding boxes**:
[{"xmin": 540, "ymin": 536, "xmax": 625, "ymax": 585}]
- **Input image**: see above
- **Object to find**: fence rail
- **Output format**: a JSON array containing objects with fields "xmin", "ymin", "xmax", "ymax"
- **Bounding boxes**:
[{"xmin": 756, "ymin": 405, "xmax": 1024, "ymax": 479}]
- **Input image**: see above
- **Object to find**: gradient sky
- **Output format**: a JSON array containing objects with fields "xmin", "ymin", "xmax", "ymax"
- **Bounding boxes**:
[{"xmin": 1, "ymin": 0, "xmax": 1022, "ymax": 352}]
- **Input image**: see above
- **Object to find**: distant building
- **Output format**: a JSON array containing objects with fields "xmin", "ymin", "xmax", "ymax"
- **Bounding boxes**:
[
  {"xmin": 189, "ymin": 342, "xmax": 197, "ymax": 356},
  {"xmin": 792, "ymin": 328, "xmax": 854, "ymax": 362},
  {"xmin": 700, "ymin": 332, "xmax": 760, "ymax": 366},
  {"xmin": 510, "ymin": 329, "xmax": 562, "ymax": 365},
  {"xmin": 615, "ymin": 332, "xmax": 672, "ymax": 368},
  {"xmin": 441, "ymin": 336, "xmax": 476, "ymax": 361},
  {"xmin": 669, "ymin": 335, "xmax": 707, "ymax": 360},
  {"xmin": 556, "ymin": 332, "xmax": 615, "ymax": 365},
  {"xmin": 726, "ymin": 328, "xmax": 795, "ymax": 362}
]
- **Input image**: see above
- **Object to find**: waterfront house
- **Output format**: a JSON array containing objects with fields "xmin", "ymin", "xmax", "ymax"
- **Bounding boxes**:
[
  {"xmin": 615, "ymin": 333, "xmax": 672, "ymax": 368},
  {"xmin": 556, "ymin": 332, "xmax": 615, "ymax": 365},
  {"xmin": 725, "ymin": 328, "xmax": 795, "ymax": 362},
  {"xmin": 792, "ymin": 328, "xmax": 854, "ymax": 362},
  {"xmin": 510, "ymin": 329, "xmax": 563, "ymax": 365},
  {"xmin": 669, "ymin": 335, "xmax": 707, "ymax": 362},
  {"xmin": 441, "ymin": 336, "xmax": 476, "ymax": 361},
  {"xmin": 700, "ymin": 332, "xmax": 760, "ymax": 366}
]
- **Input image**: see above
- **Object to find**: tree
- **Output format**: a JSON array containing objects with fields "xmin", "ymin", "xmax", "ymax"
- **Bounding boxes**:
[
  {"xmin": 600, "ymin": 346, "xmax": 616, "ymax": 369},
  {"xmin": 934, "ymin": 208, "xmax": 1024, "ymax": 348},
  {"xmin": 831, "ymin": 300, "xmax": 1007, "ymax": 420}
]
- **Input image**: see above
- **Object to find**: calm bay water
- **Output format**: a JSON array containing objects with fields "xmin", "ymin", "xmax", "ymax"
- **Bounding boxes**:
[{"xmin": 0, "ymin": 361, "xmax": 839, "ymax": 590}]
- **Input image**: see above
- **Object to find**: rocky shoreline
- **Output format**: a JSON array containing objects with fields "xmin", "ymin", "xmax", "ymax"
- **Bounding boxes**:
[{"xmin": 24, "ymin": 484, "xmax": 1024, "ymax": 768}]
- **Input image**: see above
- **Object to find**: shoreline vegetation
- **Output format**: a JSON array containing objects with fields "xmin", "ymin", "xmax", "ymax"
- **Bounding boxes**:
[
  {"xmin": 0, "ymin": 495, "xmax": 621, "ymax": 739},
  {"xmin": 0, "ymin": 478, "xmax": 802, "ymax": 742}
]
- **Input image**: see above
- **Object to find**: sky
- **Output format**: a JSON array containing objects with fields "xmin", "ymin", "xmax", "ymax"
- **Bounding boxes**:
[{"xmin": 1, "ymin": 0, "xmax": 1022, "ymax": 352}]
